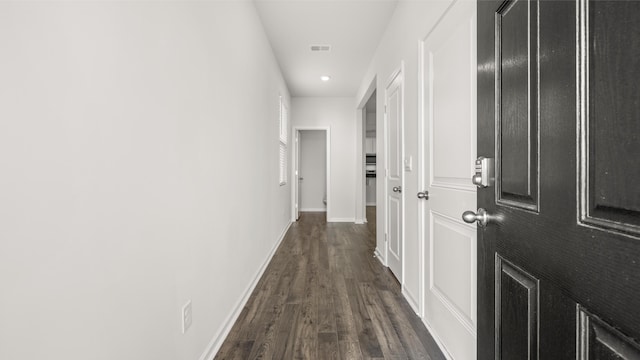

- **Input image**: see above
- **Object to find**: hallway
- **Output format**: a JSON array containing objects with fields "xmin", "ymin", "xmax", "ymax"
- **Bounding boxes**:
[{"xmin": 215, "ymin": 211, "xmax": 445, "ymax": 359}]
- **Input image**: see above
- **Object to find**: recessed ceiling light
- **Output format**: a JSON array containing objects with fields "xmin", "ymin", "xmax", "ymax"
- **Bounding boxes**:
[{"xmin": 320, "ymin": 75, "xmax": 331, "ymax": 82}]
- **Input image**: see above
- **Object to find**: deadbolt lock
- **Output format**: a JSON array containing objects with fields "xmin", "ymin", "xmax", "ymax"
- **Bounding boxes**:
[{"xmin": 472, "ymin": 157, "xmax": 494, "ymax": 188}]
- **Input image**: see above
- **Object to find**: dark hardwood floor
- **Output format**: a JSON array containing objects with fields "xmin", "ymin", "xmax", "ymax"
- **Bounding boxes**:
[{"xmin": 214, "ymin": 208, "xmax": 446, "ymax": 360}]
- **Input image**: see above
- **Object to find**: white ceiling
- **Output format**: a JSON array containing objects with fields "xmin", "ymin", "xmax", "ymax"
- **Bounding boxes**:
[{"xmin": 254, "ymin": 0, "xmax": 398, "ymax": 97}]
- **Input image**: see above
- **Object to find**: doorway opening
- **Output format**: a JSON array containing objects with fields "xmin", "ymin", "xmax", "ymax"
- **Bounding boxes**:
[
  {"xmin": 292, "ymin": 127, "xmax": 330, "ymax": 222},
  {"xmin": 356, "ymin": 76, "xmax": 377, "ymax": 226},
  {"xmin": 364, "ymin": 91, "xmax": 377, "ymax": 230}
]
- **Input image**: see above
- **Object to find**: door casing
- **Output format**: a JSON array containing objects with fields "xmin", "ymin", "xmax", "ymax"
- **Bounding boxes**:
[{"xmin": 355, "ymin": 77, "xmax": 377, "ymax": 225}]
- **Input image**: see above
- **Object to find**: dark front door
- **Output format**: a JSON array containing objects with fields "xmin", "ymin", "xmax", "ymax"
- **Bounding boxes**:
[{"xmin": 477, "ymin": 0, "xmax": 640, "ymax": 358}]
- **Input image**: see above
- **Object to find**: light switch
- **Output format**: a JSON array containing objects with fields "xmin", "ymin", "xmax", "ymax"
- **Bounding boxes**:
[{"xmin": 404, "ymin": 156, "xmax": 413, "ymax": 171}]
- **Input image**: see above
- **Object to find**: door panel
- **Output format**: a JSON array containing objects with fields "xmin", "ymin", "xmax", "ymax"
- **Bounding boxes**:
[
  {"xmin": 388, "ymin": 86, "xmax": 402, "ymax": 180},
  {"xmin": 388, "ymin": 196, "xmax": 401, "ymax": 262},
  {"xmin": 495, "ymin": 256, "xmax": 539, "ymax": 360},
  {"xmin": 581, "ymin": 0, "xmax": 640, "ymax": 233},
  {"xmin": 578, "ymin": 307, "xmax": 640, "ymax": 360},
  {"xmin": 430, "ymin": 10, "xmax": 476, "ymax": 191},
  {"xmin": 477, "ymin": 0, "xmax": 640, "ymax": 358},
  {"xmin": 496, "ymin": 0, "xmax": 539, "ymax": 210},
  {"xmin": 432, "ymin": 213, "xmax": 475, "ymax": 326},
  {"xmin": 420, "ymin": 1, "xmax": 477, "ymax": 359},
  {"xmin": 386, "ymin": 69, "xmax": 403, "ymax": 281}
]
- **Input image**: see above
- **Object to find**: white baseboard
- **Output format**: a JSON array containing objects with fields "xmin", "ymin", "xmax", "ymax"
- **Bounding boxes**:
[
  {"xmin": 373, "ymin": 248, "xmax": 385, "ymax": 266},
  {"xmin": 300, "ymin": 208, "xmax": 326, "ymax": 212},
  {"xmin": 327, "ymin": 217, "xmax": 356, "ymax": 223},
  {"xmin": 366, "ymin": 202, "xmax": 376, "ymax": 206},
  {"xmin": 355, "ymin": 219, "xmax": 365, "ymax": 224},
  {"xmin": 421, "ymin": 318, "xmax": 455, "ymax": 360},
  {"xmin": 199, "ymin": 221, "xmax": 292, "ymax": 360},
  {"xmin": 402, "ymin": 286, "xmax": 420, "ymax": 316}
]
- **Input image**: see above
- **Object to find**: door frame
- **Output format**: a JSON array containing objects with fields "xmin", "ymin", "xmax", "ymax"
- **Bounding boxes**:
[
  {"xmin": 418, "ymin": 38, "xmax": 428, "ymax": 320},
  {"xmin": 291, "ymin": 127, "xmax": 331, "ymax": 221},
  {"xmin": 294, "ymin": 130, "xmax": 301, "ymax": 221},
  {"xmin": 383, "ymin": 63, "xmax": 405, "ymax": 278},
  {"xmin": 356, "ymin": 76, "xmax": 377, "ymax": 225}
]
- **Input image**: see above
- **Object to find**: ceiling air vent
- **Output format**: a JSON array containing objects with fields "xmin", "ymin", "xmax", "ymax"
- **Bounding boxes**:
[{"xmin": 310, "ymin": 45, "xmax": 331, "ymax": 52}]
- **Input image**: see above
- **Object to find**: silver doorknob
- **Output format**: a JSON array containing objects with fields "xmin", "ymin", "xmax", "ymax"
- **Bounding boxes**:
[
  {"xmin": 417, "ymin": 191, "xmax": 429, "ymax": 200},
  {"xmin": 462, "ymin": 208, "xmax": 492, "ymax": 227},
  {"xmin": 392, "ymin": 186, "xmax": 402, "ymax": 193},
  {"xmin": 471, "ymin": 174, "xmax": 483, "ymax": 186}
]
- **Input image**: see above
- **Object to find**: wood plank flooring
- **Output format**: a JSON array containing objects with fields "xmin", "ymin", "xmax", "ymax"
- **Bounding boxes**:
[{"xmin": 214, "ymin": 208, "xmax": 446, "ymax": 360}]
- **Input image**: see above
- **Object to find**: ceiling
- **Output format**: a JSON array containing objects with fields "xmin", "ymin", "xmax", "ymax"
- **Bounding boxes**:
[{"xmin": 254, "ymin": 0, "xmax": 398, "ymax": 97}]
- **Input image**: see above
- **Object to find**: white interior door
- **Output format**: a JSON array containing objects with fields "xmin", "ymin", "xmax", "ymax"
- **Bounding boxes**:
[
  {"xmin": 385, "ymin": 69, "xmax": 403, "ymax": 282},
  {"xmin": 294, "ymin": 130, "xmax": 300, "ymax": 221},
  {"xmin": 420, "ymin": 1, "xmax": 477, "ymax": 359}
]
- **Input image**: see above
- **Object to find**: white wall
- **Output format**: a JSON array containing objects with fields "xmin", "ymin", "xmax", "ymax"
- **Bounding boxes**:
[
  {"xmin": 366, "ymin": 178, "xmax": 377, "ymax": 205},
  {"xmin": 299, "ymin": 130, "xmax": 327, "ymax": 211},
  {"xmin": 366, "ymin": 111, "xmax": 377, "ymax": 138},
  {"xmin": 292, "ymin": 98, "xmax": 356, "ymax": 222},
  {"xmin": 0, "ymin": 3, "xmax": 290, "ymax": 360},
  {"xmin": 356, "ymin": 0, "xmax": 452, "ymax": 311}
]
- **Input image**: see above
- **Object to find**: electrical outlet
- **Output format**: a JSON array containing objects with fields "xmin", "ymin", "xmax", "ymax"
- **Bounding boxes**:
[{"xmin": 182, "ymin": 300, "xmax": 192, "ymax": 334}]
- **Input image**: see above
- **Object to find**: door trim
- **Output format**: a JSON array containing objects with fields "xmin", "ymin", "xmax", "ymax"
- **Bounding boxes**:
[
  {"xmin": 418, "ymin": 38, "xmax": 428, "ymax": 320},
  {"xmin": 291, "ymin": 127, "xmax": 331, "ymax": 222},
  {"xmin": 294, "ymin": 130, "xmax": 300, "ymax": 220},
  {"xmin": 356, "ymin": 76, "xmax": 377, "ymax": 225}
]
